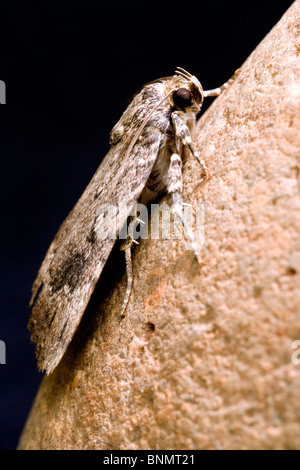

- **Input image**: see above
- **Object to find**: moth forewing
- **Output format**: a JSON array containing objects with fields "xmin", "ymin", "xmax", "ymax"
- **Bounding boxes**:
[
  {"xmin": 28, "ymin": 82, "xmax": 171, "ymax": 374},
  {"xmin": 29, "ymin": 67, "xmax": 238, "ymax": 374}
]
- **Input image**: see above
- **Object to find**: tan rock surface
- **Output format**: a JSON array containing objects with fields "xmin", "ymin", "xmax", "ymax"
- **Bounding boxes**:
[{"xmin": 19, "ymin": 1, "xmax": 300, "ymax": 450}]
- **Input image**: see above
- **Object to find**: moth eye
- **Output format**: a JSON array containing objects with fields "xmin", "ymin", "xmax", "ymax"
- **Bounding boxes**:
[{"xmin": 173, "ymin": 88, "xmax": 192, "ymax": 109}]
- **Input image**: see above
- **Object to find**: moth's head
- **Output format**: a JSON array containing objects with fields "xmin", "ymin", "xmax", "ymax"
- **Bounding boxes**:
[{"xmin": 171, "ymin": 67, "xmax": 204, "ymax": 113}]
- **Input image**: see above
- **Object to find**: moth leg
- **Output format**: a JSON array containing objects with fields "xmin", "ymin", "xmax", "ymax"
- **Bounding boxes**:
[
  {"xmin": 119, "ymin": 211, "xmax": 142, "ymax": 317},
  {"xmin": 171, "ymin": 112, "xmax": 210, "ymax": 179},
  {"xmin": 119, "ymin": 245, "xmax": 133, "ymax": 317},
  {"xmin": 203, "ymin": 68, "xmax": 240, "ymax": 97},
  {"xmin": 167, "ymin": 153, "xmax": 201, "ymax": 264}
]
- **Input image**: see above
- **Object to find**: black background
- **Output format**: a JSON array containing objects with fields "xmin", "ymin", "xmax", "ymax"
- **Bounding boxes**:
[{"xmin": 0, "ymin": 0, "xmax": 294, "ymax": 450}]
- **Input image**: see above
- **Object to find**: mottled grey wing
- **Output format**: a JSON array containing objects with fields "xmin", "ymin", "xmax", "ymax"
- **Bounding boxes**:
[{"xmin": 29, "ymin": 127, "xmax": 162, "ymax": 374}]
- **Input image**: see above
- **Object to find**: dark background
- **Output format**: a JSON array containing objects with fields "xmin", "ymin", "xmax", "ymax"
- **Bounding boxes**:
[{"xmin": 0, "ymin": 0, "xmax": 294, "ymax": 450}]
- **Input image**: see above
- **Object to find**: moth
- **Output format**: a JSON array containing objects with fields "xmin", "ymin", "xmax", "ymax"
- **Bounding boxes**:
[{"xmin": 29, "ymin": 67, "xmax": 239, "ymax": 374}]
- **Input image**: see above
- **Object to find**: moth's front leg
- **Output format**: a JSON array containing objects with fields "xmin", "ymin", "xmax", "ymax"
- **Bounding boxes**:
[
  {"xmin": 171, "ymin": 112, "xmax": 211, "ymax": 180},
  {"xmin": 167, "ymin": 152, "xmax": 201, "ymax": 264},
  {"xmin": 203, "ymin": 68, "xmax": 240, "ymax": 97}
]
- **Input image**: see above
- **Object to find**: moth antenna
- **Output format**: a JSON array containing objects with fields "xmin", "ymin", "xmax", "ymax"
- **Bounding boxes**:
[
  {"xmin": 175, "ymin": 67, "xmax": 192, "ymax": 76},
  {"xmin": 175, "ymin": 67, "xmax": 192, "ymax": 79},
  {"xmin": 120, "ymin": 247, "xmax": 133, "ymax": 317}
]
